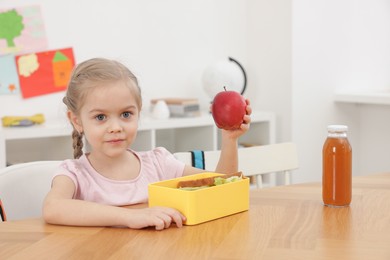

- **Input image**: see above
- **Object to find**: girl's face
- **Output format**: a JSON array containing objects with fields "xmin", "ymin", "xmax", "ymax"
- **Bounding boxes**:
[{"xmin": 69, "ymin": 81, "xmax": 140, "ymax": 158}]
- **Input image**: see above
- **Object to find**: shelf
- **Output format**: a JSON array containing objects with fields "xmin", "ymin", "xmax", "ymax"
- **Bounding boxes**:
[
  {"xmin": 1, "ymin": 121, "xmax": 72, "ymax": 140},
  {"xmin": 334, "ymin": 90, "xmax": 390, "ymax": 105},
  {"xmin": 0, "ymin": 110, "xmax": 276, "ymax": 169}
]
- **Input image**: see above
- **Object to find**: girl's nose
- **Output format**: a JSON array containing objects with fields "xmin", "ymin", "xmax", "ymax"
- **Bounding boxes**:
[{"xmin": 108, "ymin": 120, "xmax": 122, "ymax": 133}]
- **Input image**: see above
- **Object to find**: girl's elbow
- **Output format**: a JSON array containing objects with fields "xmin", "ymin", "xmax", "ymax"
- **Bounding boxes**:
[{"xmin": 42, "ymin": 199, "xmax": 59, "ymax": 224}]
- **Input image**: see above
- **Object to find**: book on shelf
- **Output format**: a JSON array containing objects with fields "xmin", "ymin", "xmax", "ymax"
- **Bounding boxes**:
[{"xmin": 150, "ymin": 98, "xmax": 201, "ymax": 117}]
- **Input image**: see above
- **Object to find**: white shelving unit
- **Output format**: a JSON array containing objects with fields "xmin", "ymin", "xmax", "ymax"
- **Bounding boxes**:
[
  {"xmin": 0, "ymin": 110, "xmax": 275, "ymax": 169},
  {"xmin": 334, "ymin": 90, "xmax": 390, "ymax": 105}
]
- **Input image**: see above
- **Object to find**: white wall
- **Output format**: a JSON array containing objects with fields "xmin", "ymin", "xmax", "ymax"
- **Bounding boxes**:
[
  {"xmin": 292, "ymin": 0, "xmax": 390, "ymax": 183},
  {"xmin": 0, "ymin": 0, "xmax": 247, "ymax": 120},
  {"xmin": 2, "ymin": 0, "xmax": 390, "ymax": 183},
  {"xmin": 246, "ymin": 0, "xmax": 292, "ymax": 142}
]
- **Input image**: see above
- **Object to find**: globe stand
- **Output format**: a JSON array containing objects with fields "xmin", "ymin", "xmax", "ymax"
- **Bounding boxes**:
[{"xmin": 227, "ymin": 57, "xmax": 247, "ymax": 95}]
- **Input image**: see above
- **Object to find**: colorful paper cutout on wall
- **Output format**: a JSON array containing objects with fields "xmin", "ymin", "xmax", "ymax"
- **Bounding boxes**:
[
  {"xmin": 16, "ymin": 47, "xmax": 75, "ymax": 99},
  {"xmin": 0, "ymin": 5, "xmax": 48, "ymax": 55},
  {"xmin": 0, "ymin": 54, "xmax": 20, "ymax": 95}
]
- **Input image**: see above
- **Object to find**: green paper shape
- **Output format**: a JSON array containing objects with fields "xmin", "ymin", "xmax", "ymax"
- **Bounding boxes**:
[
  {"xmin": 0, "ymin": 9, "xmax": 24, "ymax": 47},
  {"xmin": 52, "ymin": 51, "xmax": 68, "ymax": 62}
]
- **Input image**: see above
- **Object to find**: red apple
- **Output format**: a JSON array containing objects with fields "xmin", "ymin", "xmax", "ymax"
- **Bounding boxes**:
[{"xmin": 211, "ymin": 87, "xmax": 246, "ymax": 130}]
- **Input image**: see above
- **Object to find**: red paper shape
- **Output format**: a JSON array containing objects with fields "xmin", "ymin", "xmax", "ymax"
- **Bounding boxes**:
[{"xmin": 15, "ymin": 47, "xmax": 75, "ymax": 98}]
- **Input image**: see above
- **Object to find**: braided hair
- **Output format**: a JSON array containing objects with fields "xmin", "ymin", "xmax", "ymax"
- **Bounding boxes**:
[{"xmin": 71, "ymin": 130, "xmax": 84, "ymax": 159}]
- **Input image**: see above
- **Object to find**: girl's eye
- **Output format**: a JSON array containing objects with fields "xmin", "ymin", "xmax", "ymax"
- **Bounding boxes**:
[
  {"xmin": 122, "ymin": 112, "xmax": 131, "ymax": 118},
  {"xmin": 95, "ymin": 114, "xmax": 106, "ymax": 121}
]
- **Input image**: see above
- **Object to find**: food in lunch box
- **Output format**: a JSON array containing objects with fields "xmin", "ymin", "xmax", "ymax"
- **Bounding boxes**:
[{"xmin": 177, "ymin": 172, "xmax": 244, "ymax": 190}]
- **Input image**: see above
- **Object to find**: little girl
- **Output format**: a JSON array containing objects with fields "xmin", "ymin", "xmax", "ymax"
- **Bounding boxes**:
[{"xmin": 43, "ymin": 58, "xmax": 252, "ymax": 230}]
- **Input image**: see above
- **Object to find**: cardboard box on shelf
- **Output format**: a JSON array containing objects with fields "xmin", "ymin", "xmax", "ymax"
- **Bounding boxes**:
[{"xmin": 150, "ymin": 98, "xmax": 201, "ymax": 117}]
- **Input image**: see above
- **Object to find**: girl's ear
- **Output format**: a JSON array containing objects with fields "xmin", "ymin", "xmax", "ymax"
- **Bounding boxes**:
[{"xmin": 67, "ymin": 111, "xmax": 83, "ymax": 133}]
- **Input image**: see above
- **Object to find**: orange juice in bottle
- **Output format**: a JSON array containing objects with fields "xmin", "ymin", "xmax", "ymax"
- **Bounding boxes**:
[{"xmin": 322, "ymin": 125, "xmax": 352, "ymax": 207}]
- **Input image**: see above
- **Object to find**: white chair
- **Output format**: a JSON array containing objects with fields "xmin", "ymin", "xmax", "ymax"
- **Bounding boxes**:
[
  {"xmin": 173, "ymin": 142, "xmax": 299, "ymax": 189},
  {"xmin": 0, "ymin": 160, "xmax": 61, "ymax": 221}
]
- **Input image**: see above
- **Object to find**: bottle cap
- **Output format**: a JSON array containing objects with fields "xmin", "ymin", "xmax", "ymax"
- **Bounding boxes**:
[{"xmin": 327, "ymin": 125, "xmax": 348, "ymax": 132}]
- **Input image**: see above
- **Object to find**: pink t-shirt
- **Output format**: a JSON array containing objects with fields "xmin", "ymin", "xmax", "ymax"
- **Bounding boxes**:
[{"xmin": 54, "ymin": 147, "xmax": 185, "ymax": 206}]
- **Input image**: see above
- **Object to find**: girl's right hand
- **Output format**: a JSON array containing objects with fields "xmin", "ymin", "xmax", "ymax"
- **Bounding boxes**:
[
  {"xmin": 220, "ymin": 99, "xmax": 252, "ymax": 140},
  {"xmin": 126, "ymin": 207, "xmax": 186, "ymax": 230}
]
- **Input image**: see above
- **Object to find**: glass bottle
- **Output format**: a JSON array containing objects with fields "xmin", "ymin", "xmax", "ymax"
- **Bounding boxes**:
[{"xmin": 322, "ymin": 125, "xmax": 352, "ymax": 207}]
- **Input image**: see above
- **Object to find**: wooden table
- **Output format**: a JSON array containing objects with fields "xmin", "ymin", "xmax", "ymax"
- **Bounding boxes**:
[{"xmin": 1, "ymin": 172, "xmax": 390, "ymax": 259}]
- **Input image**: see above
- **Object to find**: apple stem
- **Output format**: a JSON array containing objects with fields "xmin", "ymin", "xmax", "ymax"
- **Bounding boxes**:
[{"xmin": 223, "ymin": 86, "xmax": 227, "ymax": 91}]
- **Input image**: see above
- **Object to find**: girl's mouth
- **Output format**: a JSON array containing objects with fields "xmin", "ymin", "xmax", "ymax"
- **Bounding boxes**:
[{"xmin": 107, "ymin": 139, "xmax": 124, "ymax": 144}]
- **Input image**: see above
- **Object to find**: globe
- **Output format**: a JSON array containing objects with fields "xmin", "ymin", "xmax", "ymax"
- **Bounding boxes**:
[{"xmin": 202, "ymin": 57, "xmax": 247, "ymax": 100}]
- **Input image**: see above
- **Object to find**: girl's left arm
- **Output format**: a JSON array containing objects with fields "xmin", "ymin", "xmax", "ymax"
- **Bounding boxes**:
[{"xmin": 215, "ymin": 99, "xmax": 251, "ymax": 174}]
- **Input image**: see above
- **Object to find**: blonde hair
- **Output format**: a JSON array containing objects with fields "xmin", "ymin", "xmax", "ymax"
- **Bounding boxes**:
[{"xmin": 63, "ymin": 58, "xmax": 142, "ymax": 159}]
